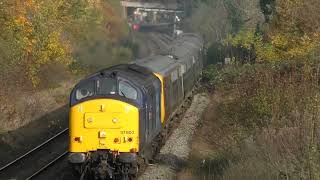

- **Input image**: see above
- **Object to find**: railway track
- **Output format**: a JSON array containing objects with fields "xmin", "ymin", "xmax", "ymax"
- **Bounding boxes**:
[
  {"xmin": 134, "ymin": 32, "xmax": 172, "ymax": 58},
  {"xmin": 0, "ymin": 128, "xmax": 69, "ymax": 180},
  {"xmin": 155, "ymin": 33, "xmax": 173, "ymax": 46}
]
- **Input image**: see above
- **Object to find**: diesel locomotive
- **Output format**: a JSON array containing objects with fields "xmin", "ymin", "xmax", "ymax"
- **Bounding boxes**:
[{"xmin": 68, "ymin": 33, "xmax": 204, "ymax": 179}]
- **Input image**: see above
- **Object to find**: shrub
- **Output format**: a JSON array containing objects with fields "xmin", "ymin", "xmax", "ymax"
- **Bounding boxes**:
[{"xmin": 202, "ymin": 62, "xmax": 320, "ymax": 179}]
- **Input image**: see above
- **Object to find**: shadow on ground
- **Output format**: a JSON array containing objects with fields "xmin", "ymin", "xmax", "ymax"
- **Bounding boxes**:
[{"xmin": 0, "ymin": 104, "xmax": 69, "ymax": 166}]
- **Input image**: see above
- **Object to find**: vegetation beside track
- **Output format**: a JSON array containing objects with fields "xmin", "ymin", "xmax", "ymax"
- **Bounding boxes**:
[
  {"xmin": 183, "ymin": 63, "xmax": 320, "ymax": 179},
  {"xmin": 180, "ymin": 0, "xmax": 320, "ymax": 179}
]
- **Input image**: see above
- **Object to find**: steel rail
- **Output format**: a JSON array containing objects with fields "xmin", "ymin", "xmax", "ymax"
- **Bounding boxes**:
[
  {"xmin": 0, "ymin": 128, "xmax": 69, "ymax": 171},
  {"xmin": 157, "ymin": 34, "xmax": 172, "ymax": 44},
  {"xmin": 149, "ymin": 33, "xmax": 163, "ymax": 50},
  {"xmin": 154, "ymin": 34, "xmax": 169, "ymax": 49},
  {"xmin": 26, "ymin": 151, "xmax": 68, "ymax": 180}
]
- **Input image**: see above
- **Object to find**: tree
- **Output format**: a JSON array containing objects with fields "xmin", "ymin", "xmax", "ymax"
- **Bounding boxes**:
[
  {"xmin": 225, "ymin": 0, "xmax": 320, "ymax": 63},
  {"xmin": 0, "ymin": 0, "xmax": 130, "ymax": 87},
  {"xmin": 262, "ymin": 0, "xmax": 320, "ymax": 62},
  {"xmin": 188, "ymin": 0, "xmax": 263, "ymax": 44}
]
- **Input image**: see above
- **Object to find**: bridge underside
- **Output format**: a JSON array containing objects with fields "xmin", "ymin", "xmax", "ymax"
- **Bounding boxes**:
[
  {"xmin": 120, "ymin": 1, "xmax": 178, "ymax": 10},
  {"xmin": 121, "ymin": 1, "xmax": 185, "ymax": 34}
]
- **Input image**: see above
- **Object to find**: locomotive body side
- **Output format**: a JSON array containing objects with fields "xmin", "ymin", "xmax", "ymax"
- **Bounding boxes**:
[{"xmin": 136, "ymin": 33, "xmax": 204, "ymax": 124}]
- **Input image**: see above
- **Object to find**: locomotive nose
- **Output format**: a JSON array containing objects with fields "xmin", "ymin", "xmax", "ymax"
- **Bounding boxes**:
[{"xmin": 69, "ymin": 99, "xmax": 140, "ymax": 153}]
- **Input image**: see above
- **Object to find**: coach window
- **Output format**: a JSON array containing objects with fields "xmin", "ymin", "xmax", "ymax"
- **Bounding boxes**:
[
  {"xmin": 186, "ymin": 60, "xmax": 191, "ymax": 70},
  {"xmin": 119, "ymin": 81, "xmax": 138, "ymax": 100},
  {"xmin": 76, "ymin": 81, "xmax": 95, "ymax": 100},
  {"xmin": 98, "ymin": 78, "xmax": 117, "ymax": 95}
]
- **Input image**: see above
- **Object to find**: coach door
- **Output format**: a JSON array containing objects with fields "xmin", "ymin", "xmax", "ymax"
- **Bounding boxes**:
[{"xmin": 170, "ymin": 67, "xmax": 184, "ymax": 110}]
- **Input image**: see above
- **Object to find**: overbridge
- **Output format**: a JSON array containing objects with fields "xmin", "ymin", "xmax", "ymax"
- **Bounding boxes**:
[
  {"xmin": 120, "ymin": 1, "xmax": 180, "ymax": 18},
  {"xmin": 121, "ymin": 1, "xmax": 178, "ymax": 10}
]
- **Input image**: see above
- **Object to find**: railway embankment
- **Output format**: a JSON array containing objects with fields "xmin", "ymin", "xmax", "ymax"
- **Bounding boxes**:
[
  {"xmin": 139, "ymin": 93, "xmax": 210, "ymax": 180},
  {"xmin": 178, "ymin": 64, "xmax": 320, "ymax": 179}
]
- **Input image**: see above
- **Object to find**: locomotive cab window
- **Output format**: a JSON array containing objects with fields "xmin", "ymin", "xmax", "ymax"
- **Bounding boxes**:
[
  {"xmin": 76, "ymin": 81, "xmax": 95, "ymax": 100},
  {"xmin": 119, "ymin": 81, "xmax": 138, "ymax": 100},
  {"xmin": 98, "ymin": 78, "xmax": 117, "ymax": 95}
]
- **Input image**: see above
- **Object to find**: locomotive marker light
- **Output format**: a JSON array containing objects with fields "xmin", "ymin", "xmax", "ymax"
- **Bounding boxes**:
[
  {"xmin": 74, "ymin": 136, "xmax": 83, "ymax": 143},
  {"xmin": 114, "ymin": 138, "xmax": 120, "ymax": 143}
]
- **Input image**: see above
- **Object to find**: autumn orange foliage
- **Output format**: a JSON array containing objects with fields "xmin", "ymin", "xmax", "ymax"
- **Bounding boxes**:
[{"xmin": 0, "ymin": 0, "xmax": 129, "ymax": 87}]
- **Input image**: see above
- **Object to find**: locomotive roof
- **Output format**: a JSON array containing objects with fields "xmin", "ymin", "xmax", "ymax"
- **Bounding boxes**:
[
  {"xmin": 134, "ymin": 55, "xmax": 179, "ymax": 75},
  {"xmin": 80, "ymin": 64, "xmax": 157, "ymax": 88},
  {"xmin": 134, "ymin": 33, "xmax": 203, "ymax": 76}
]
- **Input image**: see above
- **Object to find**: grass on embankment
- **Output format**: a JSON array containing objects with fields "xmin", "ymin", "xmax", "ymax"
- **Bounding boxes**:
[{"xmin": 180, "ymin": 63, "xmax": 320, "ymax": 180}]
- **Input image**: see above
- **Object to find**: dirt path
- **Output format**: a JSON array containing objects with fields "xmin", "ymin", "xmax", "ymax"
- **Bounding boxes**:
[{"xmin": 139, "ymin": 93, "xmax": 210, "ymax": 180}]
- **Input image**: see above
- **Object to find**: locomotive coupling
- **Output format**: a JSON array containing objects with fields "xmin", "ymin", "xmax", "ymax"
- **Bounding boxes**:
[{"xmin": 68, "ymin": 153, "xmax": 86, "ymax": 163}]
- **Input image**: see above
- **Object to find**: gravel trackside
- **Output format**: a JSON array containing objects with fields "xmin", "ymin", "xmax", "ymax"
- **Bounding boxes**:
[{"xmin": 139, "ymin": 93, "xmax": 210, "ymax": 180}]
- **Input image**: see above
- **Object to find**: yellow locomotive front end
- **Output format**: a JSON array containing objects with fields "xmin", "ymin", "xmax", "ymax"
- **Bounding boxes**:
[
  {"xmin": 69, "ymin": 99, "xmax": 139, "ymax": 154},
  {"xmin": 68, "ymin": 65, "xmax": 163, "ymax": 180},
  {"xmin": 68, "ymin": 69, "xmax": 144, "ymax": 179}
]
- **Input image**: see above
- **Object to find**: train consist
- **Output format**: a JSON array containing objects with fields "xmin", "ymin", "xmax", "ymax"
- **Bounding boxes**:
[{"xmin": 68, "ymin": 33, "xmax": 204, "ymax": 179}]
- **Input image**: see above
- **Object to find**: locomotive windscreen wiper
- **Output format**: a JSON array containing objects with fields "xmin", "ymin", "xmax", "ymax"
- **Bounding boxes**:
[{"xmin": 120, "ymin": 90, "xmax": 127, "ymax": 98}]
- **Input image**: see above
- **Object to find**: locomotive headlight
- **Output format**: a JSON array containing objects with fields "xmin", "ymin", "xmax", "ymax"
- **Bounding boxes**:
[{"xmin": 99, "ymin": 131, "xmax": 106, "ymax": 138}]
